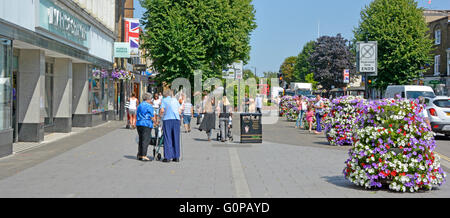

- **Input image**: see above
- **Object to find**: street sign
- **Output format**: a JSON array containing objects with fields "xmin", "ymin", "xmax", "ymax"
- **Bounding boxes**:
[
  {"xmin": 343, "ymin": 69, "xmax": 350, "ymax": 84},
  {"xmin": 357, "ymin": 41, "xmax": 378, "ymax": 76}
]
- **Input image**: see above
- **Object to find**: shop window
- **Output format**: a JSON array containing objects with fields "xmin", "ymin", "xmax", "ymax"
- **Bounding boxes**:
[
  {"xmin": 0, "ymin": 38, "xmax": 12, "ymax": 131},
  {"xmin": 90, "ymin": 67, "xmax": 106, "ymax": 114}
]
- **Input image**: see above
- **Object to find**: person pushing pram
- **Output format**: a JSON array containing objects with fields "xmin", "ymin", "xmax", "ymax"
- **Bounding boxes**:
[{"xmin": 217, "ymin": 96, "xmax": 233, "ymax": 142}]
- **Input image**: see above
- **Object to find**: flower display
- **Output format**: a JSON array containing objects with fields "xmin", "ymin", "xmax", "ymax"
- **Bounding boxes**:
[
  {"xmin": 279, "ymin": 96, "xmax": 298, "ymax": 121},
  {"xmin": 325, "ymin": 96, "xmax": 366, "ymax": 146},
  {"xmin": 111, "ymin": 70, "xmax": 130, "ymax": 80},
  {"xmin": 344, "ymin": 98, "xmax": 446, "ymax": 192},
  {"xmin": 92, "ymin": 69, "xmax": 108, "ymax": 79}
]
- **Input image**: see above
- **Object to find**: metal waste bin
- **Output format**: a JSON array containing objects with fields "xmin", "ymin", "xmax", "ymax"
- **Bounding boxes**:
[{"xmin": 240, "ymin": 113, "xmax": 262, "ymax": 143}]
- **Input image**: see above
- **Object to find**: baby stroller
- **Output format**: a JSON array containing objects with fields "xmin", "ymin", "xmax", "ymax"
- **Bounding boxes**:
[{"xmin": 217, "ymin": 116, "xmax": 233, "ymax": 142}]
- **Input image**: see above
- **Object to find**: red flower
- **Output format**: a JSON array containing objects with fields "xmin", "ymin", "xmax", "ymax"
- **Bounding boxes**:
[
  {"xmin": 386, "ymin": 145, "xmax": 390, "ymax": 149},
  {"xmin": 391, "ymin": 171, "xmax": 397, "ymax": 177},
  {"xmin": 389, "ymin": 124, "xmax": 393, "ymax": 128},
  {"xmin": 379, "ymin": 158, "xmax": 383, "ymax": 163}
]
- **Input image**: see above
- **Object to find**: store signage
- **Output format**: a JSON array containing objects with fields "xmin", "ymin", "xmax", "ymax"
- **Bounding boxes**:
[
  {"xmin": 114, "ymin": 42, "xmax": 130, "ymax": 58},
  {"xmin": 357, "ymin": 41, "xmax": 378, "ymax": 76},
  {"xmin": 39, "ymin": 0, "xmax": 90, "ymax": 47},
  {"xmin": 343, "ymin": 69, "xmax": 350, "ymax": 84}
]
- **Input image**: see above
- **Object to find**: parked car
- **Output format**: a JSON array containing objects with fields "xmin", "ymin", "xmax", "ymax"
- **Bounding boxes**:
[
  {"xmin": 424, "ymin": 96, "xmax": 450, "ymax": 137},
  {"xmin": 385, "ymin": 85, "xmax": 436, "ymax": 99}
]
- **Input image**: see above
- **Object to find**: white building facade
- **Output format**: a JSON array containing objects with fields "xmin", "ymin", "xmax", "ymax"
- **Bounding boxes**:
[{"xmin": 0, "ymin": 0, "xmax": 116, "ymax": 157}]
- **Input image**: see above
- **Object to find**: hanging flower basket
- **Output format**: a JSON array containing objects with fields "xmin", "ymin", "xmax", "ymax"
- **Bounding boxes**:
[{"xmin": 92, "ymin": 69, "xmax": 108, "ymax": 80}]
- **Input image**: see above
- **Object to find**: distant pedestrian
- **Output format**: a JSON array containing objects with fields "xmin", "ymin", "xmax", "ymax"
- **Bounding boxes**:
[
  {"xmin": 255, "ymin": 94, "xmax": 263, "ymax": 114},
  {"xmin": 160, "ymin": 89, "xmax": 182, "ymax": 163},
  {"xmin": 199, "ymin": 94, "xmax": 216, "ymax": 141},
  {"xmin": 128, "ymin": 94, "xmax": 139, "ymax": 129},
  {"xmin": 153, "ymin": 93, "xmax": 162, "ymax": 115},
  {"xmin": 295, "ymin": 96, "xmax": 307, "ymax": 129},
  {"xmin": 182, "ymin": 98, "xmax": 194, "ymax": 133},
  {"xmin": 136, "ymin": 93, "xmax": 156, "ymax": 162},
  {"xmin": 418, "ymin": 96, "xmax": 431, "ymax": 128},
  {"xmin": 314, "ymin": 94, "xmax": 325, "ymax": 134}
]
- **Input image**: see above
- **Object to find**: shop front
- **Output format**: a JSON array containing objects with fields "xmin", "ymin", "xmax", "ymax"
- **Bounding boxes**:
[
  {"xmin": 0, "ymin": 37, "xmax": 13, "ymax": 157},
  {"xmin": 1, "ymin": 0, "xmax": 115, "ymax": 150}
]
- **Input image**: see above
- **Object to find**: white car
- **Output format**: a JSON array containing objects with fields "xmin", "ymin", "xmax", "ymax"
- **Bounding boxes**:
[{"xmin": 425, "ymin": 96, "xmax": 450, "ymax": 137}]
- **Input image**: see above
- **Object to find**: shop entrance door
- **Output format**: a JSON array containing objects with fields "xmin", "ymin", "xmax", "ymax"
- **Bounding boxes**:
[{"xmin": 133, "ymin": 83, "xmax": 140, "ymax": 99}]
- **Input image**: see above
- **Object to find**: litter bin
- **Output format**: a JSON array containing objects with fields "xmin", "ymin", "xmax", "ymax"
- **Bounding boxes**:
[{"xmin": 240, "ymin": 113, "xmax": 262, "ymax": 143}]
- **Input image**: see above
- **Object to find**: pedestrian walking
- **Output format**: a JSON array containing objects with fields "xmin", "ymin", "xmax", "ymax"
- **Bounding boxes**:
[
  {"xmin": 314, "ymin": 94, "xmax": 325, "ymax": 134},
  {"xmin": 255, "ymin": 94, "xmax": 263, "ymax": 114},
  {"xmin": 182, "ymin": 98, "xmax": 194, "ymax": 133},
  {"xmin": 128, "ymin": 94, "xmax": 139, "ymax": 129},
  {"xmin": 199, "ymin": 94, "xmax": 216, "ymax": 141},
  {"xmin": 136, "ymin": 93, "xmax": 156, "ymax": 162},
  {"xmin": 306, "ymin": 106, "xmax": 314, "ymax": 133},
  {"xmin": 160, "ymin": 89, "xmax": 182, "ymax": 163}
]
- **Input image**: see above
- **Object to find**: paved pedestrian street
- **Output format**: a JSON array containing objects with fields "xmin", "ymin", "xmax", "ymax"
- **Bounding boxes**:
[{"xmin": 0, "ymin": 119, "xmax": 449, "ymax": 198}]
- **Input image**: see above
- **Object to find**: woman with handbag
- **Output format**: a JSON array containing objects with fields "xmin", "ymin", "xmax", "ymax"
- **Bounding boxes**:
[{"xmin": 314, "ymin": 94, "xmax": 325, "ymax": 135}]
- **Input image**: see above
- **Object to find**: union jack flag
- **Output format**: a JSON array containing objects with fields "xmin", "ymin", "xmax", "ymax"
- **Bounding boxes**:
[{"xmin": 125, "ymin": 18, "xmax": 140, "ymax": 49}]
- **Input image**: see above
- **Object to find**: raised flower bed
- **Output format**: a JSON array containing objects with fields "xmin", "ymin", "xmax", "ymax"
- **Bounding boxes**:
[
  {"xmin": 344, "ymin": 98, "xmax": 446, "ymax": 192},
  {"xmin": 325, "ymin": 96, "xmax": 366, "ymax": 146}
]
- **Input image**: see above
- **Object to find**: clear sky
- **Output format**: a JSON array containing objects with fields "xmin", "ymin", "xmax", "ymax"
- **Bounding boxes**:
[{"xmin": 134, "ymin": 0, "xmax": 450, "ymax": 77}]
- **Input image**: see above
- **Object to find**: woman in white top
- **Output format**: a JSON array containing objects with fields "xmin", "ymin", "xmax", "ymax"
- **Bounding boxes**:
[{"xmin": 128, "ymin": 94, "xmax": 139, "ymax": 129}]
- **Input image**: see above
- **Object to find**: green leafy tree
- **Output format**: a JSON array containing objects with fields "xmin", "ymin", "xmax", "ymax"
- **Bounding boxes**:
[
  {"xmin": 305, "ymin": 73, "xmax": 318, "ymax": 90},
  {"xmin": 140, "ymin": 0, "xmax": 257, "ymax": 83},
  {"xmin": 354, "ymin": 0, "xmax": 433, "ymax": 90},
  {"xmin": 279, "ymin": 56, "xmax": 297, "ymax": 84},
  {"xmin": 294, "ymin": 41, "xmax": 316, "ymax": 82}
]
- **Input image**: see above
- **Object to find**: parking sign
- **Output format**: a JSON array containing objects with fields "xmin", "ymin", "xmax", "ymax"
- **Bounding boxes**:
[{"xmin": 357, "ymin": 41, "xmax": 377, "ymax": 76}]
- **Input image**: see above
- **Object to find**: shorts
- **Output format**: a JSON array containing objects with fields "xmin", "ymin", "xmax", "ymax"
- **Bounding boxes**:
[
  {"xmin": 129, "ymin": 109, "xmax": 137, "ymax": 115},
  {"xmin": 183, "ymin": 115, "xmax": 192, "ymax": 124}
]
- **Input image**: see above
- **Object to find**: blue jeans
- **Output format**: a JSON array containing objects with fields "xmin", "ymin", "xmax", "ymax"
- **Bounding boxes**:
[
  {"xmin": 296, "ymin": 110, "xmax": 305, "ymax": 128},
  {"xmin": 316, "ymin": 113, "xmax": 322, "ymax": 132}
]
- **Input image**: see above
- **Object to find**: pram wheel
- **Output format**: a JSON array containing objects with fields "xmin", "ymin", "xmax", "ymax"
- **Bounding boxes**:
[{"xmin": 156, "ymin": 153, "xmax": 162, "ymax": 161}]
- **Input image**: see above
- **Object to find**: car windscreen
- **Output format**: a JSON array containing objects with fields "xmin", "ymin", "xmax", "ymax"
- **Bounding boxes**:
[
  {"xmin": 433, "ymin": 99, "xmax": 450, "ymax": 108},
  {"xmin": 406, "ymin": 91, "xmax": 435, "ymax": 99}
]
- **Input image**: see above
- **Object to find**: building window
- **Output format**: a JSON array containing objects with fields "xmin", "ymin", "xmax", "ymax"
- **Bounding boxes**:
[
  {"xmin": 435, "ymin": 29, "xmax": 441, "ymax": 45},
  {"xmin": 434, "ymin": 55, "xmax": 440, "ymax": 76},
  {"xmin": 447, "ymin": 51, "xmax": 450, "ymax": 76},
  {"xmin": 90, "ymin": 66, "xmax": 106, "ymax": 114},
  {"xmin": 45, "ymin": 63, "xmax": 54, "ymax": 126},
  {"xmin": 0, "ymin": 38, "xmax": 12, "ymax": 131}
]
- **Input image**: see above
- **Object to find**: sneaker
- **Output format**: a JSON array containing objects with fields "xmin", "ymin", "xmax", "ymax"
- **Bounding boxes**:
[{"xmin": 173, "ymin": 158, "xmax": 180, "ymax": 162}]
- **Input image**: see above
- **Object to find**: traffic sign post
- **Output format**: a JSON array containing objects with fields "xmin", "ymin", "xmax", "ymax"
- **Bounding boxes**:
[{"xmin": 357, "ymin": 41, "xmax": 378, "ymax": 99}]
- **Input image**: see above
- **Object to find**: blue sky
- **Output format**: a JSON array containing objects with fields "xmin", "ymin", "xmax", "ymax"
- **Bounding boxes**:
[{"xmin": 134, "ymin": 0, "xmax": 450, "ymax": 76}]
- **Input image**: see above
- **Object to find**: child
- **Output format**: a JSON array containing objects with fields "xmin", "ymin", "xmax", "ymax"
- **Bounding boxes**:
[{"xmin": 306, "ymin": 106, "xmax": 315, "ymax": 133}]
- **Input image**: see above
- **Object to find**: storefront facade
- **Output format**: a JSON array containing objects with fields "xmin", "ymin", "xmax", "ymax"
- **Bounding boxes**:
[{"xmin": 0, "ymin": 0, "xmax": 116, "ymax": 157}]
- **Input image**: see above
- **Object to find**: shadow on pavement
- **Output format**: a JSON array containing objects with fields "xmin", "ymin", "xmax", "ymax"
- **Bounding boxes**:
[{"xmin": 322, "ymin": 175, "xmax": 372, "ymax": 192}]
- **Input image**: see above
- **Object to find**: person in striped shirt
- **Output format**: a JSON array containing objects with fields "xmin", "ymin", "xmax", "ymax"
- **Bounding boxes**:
[{"xmin": 182, "ymin": 98, "xmax": 194, "ymax": 133}]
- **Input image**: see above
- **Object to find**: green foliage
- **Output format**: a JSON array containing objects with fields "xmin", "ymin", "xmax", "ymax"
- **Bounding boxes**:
[
  {"xmin": 294, "ymin": 41, "xmax": 316, "ymax": 82},
  {"xmin": 354, "ymin": 0, "xmax": 433, "ymax": 90},
  {"xmin": 140, "ymin": 0, "xmax": 257, "ymax": 84},
  {"xmin": 305, "ymin": 73, "xmax": 318, "ymax": 90},
  {"xmin": 279, "ymin": 56, "xmax": 297, "ymax": 83}
]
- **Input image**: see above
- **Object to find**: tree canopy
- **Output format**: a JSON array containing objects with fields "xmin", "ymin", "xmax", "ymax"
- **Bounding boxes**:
[
  {"xmin": 309, "ymin": 34, "xmax": 355, "ymax": 91},
  {"xmin": 354, "ymin": 0, "xmax": 433, "ymax": 90},
  {"xmin": 293, "ymin": 41, "xmax": 316, "ymax": 82},
  {"xmin": 140, "ymin": 0, "xmax": 257, "ymax": 83},
  {"xmin": 279, "ymin": 56, "xmax": 297, "ymax": 84}
]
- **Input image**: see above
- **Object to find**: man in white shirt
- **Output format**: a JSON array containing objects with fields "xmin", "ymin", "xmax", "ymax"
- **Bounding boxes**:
[{"xmin": 255, "ymin": 94, "xmax": 263, "ymax": 114}]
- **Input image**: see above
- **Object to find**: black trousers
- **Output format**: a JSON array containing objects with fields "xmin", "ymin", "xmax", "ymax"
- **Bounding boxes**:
[{"xmin": 137, "ymin": 126, "xmax": 152, "ymax": 157}]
